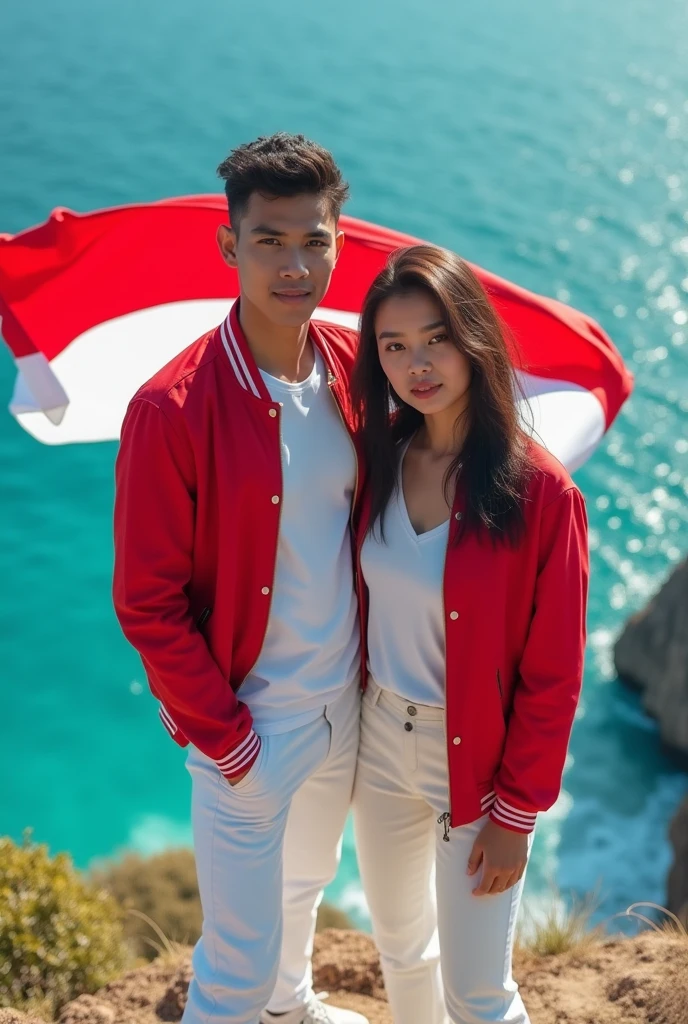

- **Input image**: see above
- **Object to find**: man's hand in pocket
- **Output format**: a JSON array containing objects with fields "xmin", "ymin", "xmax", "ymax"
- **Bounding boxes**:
[{"xmin": 227, "ymin": 769, "xmax": 250, "ymax": 787}]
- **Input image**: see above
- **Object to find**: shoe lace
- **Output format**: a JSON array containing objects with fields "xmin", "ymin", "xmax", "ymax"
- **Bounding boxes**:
[{"xmin": 304, "ymin": 993, "xmax": 334, "ymax": 1022}]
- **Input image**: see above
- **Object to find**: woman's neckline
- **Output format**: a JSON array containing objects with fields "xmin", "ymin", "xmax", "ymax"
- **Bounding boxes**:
[{"xmin": 398, "ymin": 437, "xmax": 451, "ymax": 541}]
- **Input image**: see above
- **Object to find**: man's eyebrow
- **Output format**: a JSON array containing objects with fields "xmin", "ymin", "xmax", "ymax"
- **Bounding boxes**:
[
  {"xmin": 250, "ymin": 224, "xmax": 287, "ymax": 236},
  {"xmin": 249, "ymin": 225, "xmax": 332, "ymax": 238},
  {"xmin": 378, "ymin": 320, "xmax": 446, "ymax": 340}
]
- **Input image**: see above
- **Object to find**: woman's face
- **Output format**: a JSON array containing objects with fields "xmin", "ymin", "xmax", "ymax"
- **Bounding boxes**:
[{"xmin": 375, "ymin": 290, "xmax": 472, "ymax": 418}]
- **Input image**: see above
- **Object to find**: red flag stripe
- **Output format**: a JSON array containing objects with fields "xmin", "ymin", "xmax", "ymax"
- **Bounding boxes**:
[{"xmin": 0, "ymin": 196, "xmax": 633, "ymax": 430}]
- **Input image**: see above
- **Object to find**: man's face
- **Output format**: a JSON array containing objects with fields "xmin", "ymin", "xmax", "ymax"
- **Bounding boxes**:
[{"xmin": 217, "ymin": 192, "xmax": 344, "ymax": 327}]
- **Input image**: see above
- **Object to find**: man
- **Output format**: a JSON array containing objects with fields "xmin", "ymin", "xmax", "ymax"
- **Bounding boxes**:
[{"xmin": 113, "ymin": 133, "xmax": 367, "ymax": 1024}]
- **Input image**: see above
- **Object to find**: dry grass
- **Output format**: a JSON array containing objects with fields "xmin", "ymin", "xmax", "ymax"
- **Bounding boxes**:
[
  {"xmin": 516, "ymin": 890, "xmax": 688, "ymax": 961},
  {"xmin": 123, "ymin": 909, "xmax": 189, "ymax": 964},
  {"xmin": 609, "ymin": 900, "xmax": 688, "ymax": 940},
  {"xmin": 517, "ymin": 890, "xmax": 602, "ymax": 957}
]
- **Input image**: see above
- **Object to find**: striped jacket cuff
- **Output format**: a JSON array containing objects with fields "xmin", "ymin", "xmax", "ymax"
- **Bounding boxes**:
[
  {"xmin": 490, "ymin": 797, "xmax": 537, "ymax": 834},
  {"xmin": 480, "ymin": 790, "xmax": 497, "ymax": 815},
  {"xmin": 158, "ymin": 703, "xmax": 178, "ymax": 737},
  {"xmin": 214, "ymin": 730, "xmax": 261, "ymax": 780}
]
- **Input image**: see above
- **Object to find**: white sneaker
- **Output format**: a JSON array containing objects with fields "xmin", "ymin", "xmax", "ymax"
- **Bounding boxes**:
[{"xmin": 260, "ymin": 992, "xmax": 369, "ymax": 1024}]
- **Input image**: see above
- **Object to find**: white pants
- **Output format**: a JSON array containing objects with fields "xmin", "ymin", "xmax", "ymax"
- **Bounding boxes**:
[
  {"xmin": 352, "ymin": 682, "xmax": 532, "ymax": 1024},
  {"xmin": 182, "ymin": 682, "xmax": 361, "ymax": 1024}
]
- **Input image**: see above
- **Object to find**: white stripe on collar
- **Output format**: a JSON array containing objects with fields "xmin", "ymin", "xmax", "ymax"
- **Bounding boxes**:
[
  {"xmin": 227, "ymin": 316, "xmax": 262, "ymax": 399},
  {"xmin": 219, "ymin": 318, "xmax": 248, "ymax": 392},
  {"xmin": 220, "ymin": 313, "xmax": 262, "ymax": 398},
  {"xmin": 219, "ymin": 311, "xmax": 338, "ymax": 399}
]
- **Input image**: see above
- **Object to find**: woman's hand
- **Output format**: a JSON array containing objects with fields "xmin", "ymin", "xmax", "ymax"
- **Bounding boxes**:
[{"xmin": 466, "ymin": 819, "xmax": 529, "ymax": 896}]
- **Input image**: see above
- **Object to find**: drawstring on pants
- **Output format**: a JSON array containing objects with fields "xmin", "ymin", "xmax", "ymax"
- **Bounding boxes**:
[{"xmin": 438, "ymin": 811, "xmax": 451, "ymax": 842}]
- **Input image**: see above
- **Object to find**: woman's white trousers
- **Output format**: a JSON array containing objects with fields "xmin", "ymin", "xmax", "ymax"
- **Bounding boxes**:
[{"xmin": 352, "ymin": 681, "xmax": 532, "ymax": 1024}]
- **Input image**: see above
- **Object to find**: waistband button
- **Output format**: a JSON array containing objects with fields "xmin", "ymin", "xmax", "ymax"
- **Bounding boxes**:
[{"xmin": 407, "ymin": 705, "xmax": 417, "ymax": 716}]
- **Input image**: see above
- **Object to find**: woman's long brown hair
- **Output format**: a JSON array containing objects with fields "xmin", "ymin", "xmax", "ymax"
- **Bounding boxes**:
[{"xmin": 351, "ymin": 245, "xmax": 533, "ymax": 546}]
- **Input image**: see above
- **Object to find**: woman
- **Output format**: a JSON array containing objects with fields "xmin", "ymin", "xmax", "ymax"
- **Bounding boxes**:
[{"xmin": 350, "ymin": 245, "xmax": 589, "ymax": 1024}]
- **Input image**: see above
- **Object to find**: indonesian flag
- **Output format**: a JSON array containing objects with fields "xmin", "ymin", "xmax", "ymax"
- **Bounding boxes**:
[{"xmin": 0, "ymin": 196, "xmax": 632, "ymax": 467}]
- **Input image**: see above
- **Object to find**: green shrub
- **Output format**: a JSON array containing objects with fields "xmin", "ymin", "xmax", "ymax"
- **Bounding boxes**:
[
  {"xmin": 93, "ymin": 847, "xmax": 354, "ymax": 960},
  {"xmin": 92, "ymin": 849, "xmax": 202, "ymax": 960},
  {"xmin": 315, "ymin": 902, "xmax": 354, "ymax": 931},
  {"xmin": 0, "ymin": 834, "xmax": 129, "ymax": 1016}
]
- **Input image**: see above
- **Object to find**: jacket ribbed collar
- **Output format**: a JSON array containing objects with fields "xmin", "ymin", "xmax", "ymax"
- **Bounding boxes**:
[{"xmin": 215, "ymin": 300, "xmax": 341, "ymax": 401}]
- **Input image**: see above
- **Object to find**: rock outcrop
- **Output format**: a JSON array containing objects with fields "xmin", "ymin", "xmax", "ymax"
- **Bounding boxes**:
[
  {"xmin": 3, "ymin": 928, "xmax": 688, "ymax": 1024},
  {"xmin": 613, "ymin": 557, "xmax": 688, "ymax": 757},
  {"xmin": 0, "ymin": 1013, "xmax": 47, "ymax": 1024},
  {"xmin": 614, "ymin": 557, "xmax": 688, "ymax": 922},
  {"xmin": 668, "ymin": 796, "xmax": 688, "ymax": 927}
]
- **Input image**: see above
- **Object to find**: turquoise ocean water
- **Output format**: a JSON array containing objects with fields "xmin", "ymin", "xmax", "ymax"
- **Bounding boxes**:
[{"xmin": 1, "ymin": 0, "xmax": 687, "ymax": 928}]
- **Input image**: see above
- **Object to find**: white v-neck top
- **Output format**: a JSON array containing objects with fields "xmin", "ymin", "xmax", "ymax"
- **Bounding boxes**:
[{"xmin": 360, "ymin": 445, "xmax": 449, "ymax": 707}]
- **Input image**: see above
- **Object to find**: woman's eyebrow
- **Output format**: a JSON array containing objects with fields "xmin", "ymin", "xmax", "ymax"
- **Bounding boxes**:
[{"xmin": 378, "ymin": 320, "xmax": 445, "ymax": 340}]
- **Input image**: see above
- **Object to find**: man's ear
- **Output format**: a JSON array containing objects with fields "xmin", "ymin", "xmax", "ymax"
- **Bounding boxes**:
[
  {"xmin": 334, "ymin": 229, "xmax": 345, "ymax": 265},
  {"xmin": 217, "ymin": 224, "xmax": 238, "ymax": 268}
]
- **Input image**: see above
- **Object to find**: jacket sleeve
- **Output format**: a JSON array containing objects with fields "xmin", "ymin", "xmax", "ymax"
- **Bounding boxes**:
[
  {"xmin": 490, "ymin": 486, "xmax": 589, "ymax": 834},
  {"xmin": 113, "ymin": 397, "xmax": 260, "ymax": 780}
]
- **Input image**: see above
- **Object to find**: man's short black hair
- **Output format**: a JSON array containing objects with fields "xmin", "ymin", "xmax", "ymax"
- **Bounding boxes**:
[{"xmin": 217, "ymin": 133, "xmax": 349, "ymax": 229}]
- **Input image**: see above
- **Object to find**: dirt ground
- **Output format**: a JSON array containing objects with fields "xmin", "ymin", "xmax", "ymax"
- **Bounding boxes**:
[{"xmin": 2, "ymin": 927, "xmax": 687, "ymax": 1024}]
